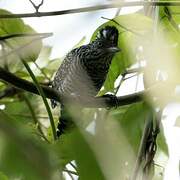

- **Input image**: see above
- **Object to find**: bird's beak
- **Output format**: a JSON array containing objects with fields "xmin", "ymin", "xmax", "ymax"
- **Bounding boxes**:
[{"xmin": 107, "ymin": 47, "xmax": 121, "ymax": 53}]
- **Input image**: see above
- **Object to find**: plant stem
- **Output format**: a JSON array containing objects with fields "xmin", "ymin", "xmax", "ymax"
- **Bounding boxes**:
[{"xmin": 21, "ymin": 59, "xmax": 57, "ymax": 140}]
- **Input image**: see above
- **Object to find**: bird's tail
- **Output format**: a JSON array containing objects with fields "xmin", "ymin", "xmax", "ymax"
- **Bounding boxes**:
[{"xmin": 56, "ymin": 105, "xmax": 75, "ymax": 137}]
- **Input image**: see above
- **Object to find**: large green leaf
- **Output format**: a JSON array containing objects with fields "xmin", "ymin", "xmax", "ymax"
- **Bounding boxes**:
[
  {"xmin": 0, "ymin": 9, "xmax": 42, "ymax": 71},
  {"xmin": 2, "ymin": 93, "xmax": 39, "ymax": 124},
  {"xmin": 110, "ymin": 102, "xmax": 146, "ymax": 153},
  {"xmin": 111, "ymin": 102, "xmax": 168, "ymax": 155},
  {"xmin": 109, "ymin": 103, "xmax": 168, "ymax": 179},
  {"xmin": 0, "ymin": 172, "xmax": 8, "ymax": 180},
  {"xmin": 160, "ymin": 0, "xmax": 180, "ymax": 25},
  {"xmin": 142, "ymin": 5, "xmax": 180, "ymax": 91},
  {"xmin": 91, "ymin": 13, "xmax": 152, "ymax": 93},
  {"xmin": 54, "ymin": 129, "xmax": 106, "ymax": 180},
  {"xmin": 0, "ymin": 111, "xmax": 57, "ymax": 180}
]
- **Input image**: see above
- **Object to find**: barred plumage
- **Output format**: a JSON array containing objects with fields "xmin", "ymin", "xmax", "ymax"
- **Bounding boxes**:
[{"xmin": 51, "ymin": 26, "xmax": 120, "ymax": 137}]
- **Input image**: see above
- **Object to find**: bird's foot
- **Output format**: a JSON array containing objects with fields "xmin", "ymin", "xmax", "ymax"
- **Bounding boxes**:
[{"xmin": 102, "ymin": 94, "xmax": 118, "ymax": 109}]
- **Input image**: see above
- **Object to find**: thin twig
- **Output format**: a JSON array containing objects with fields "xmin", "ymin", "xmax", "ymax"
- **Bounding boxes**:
[
  {"xmin": 123, "ymin": 74, "xmax": 138, "ymax": 81},
  {"xmin": 29, "ymin": 0, "xmax": 44, "ymax": 13},
  {"xmin": 63, "ymin": 169, "xmax": 78, "ymax": 176},
  {"xmin": 0, "ymin": 1, "xmax": 180, "ymax": 19},
  {"xmin": 65, "ymin": 171, "xmax": 74, "ymax": 180},
  {"xmin": 69, "ymin": 162, "xmax": 78, "ymax": 172},
  {"xmin": 101, "ymin": 16, "xmax": 141, "ymax": 36},
  {"xmin": 122, "ymin": 67, "xmax": 143, "ymax": 76},
  {"xmin": 114, "ymin": 75, "xmax": 125, "ymax": 95}
]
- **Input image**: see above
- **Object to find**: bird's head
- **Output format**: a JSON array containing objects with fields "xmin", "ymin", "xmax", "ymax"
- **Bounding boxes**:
[{"xmin": 96, "ymin": 26, "xmax": 120, "ymax": 54}]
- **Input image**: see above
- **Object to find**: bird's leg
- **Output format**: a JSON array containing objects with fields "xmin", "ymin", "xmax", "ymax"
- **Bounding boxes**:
[{"xmin": 57, "ymin": 104, "xmax": 75, "ymax": 138}]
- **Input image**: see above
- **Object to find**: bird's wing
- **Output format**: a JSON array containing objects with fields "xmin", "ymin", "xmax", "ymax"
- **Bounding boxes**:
[{"xmin": 51, "ymin": 50, "xmax": 76, "ymax": 108}]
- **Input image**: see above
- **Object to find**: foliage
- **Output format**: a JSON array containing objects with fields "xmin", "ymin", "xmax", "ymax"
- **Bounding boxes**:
[
  {"xmin": 1, "ymin": 3, "xmax": 180, "ymax": 179},
  {"xmin": 0, "ymin": 9, "xmax": 42, "ymax": 72}
]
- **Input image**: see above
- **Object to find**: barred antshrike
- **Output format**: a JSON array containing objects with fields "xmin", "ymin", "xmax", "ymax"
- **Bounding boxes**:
[{"xmin": 51, "ymin": 26, "xmax": 120, "ymax": 137}]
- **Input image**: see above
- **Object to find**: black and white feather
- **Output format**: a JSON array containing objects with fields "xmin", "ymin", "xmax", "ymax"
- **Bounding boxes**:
[{"xmin": 51, "ymin": 26, "xmax": 119, "ymax": 136}]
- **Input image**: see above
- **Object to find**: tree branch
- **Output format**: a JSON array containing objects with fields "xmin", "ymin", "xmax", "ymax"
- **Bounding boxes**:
[
  {"xmin": 0, "ymin": 86, "xmax": 21, "ymax": 99},
  {"xmin": 0, "ymin": 67, "xmax": 60, "ymax": 101},
  {"xmin": 0, "ymin": 67, "xmax": 143, "ymax": 108},
  {"xmin": 0, "ymin": 1, "xmax": 180, "ymax": 19}
]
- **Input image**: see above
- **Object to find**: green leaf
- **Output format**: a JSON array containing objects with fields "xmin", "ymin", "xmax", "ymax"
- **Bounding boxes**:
[
  {"xmin": 159, "ymin": 0, "xmax": 180, "ymax": 25},
  {"xmin": 35, "ymin": 46, "xmax": 52, "ymax": 68},
  {"xmin": 0, "ymin": 111, "xmax": 56, "ymax": 180},
  {"xmin": 156, "ymin": 125, "xmax": 169, "ymax": 155},
  {"xmin": 91, "ymin": 13, "xmax": 152, "ymax": 93},
  {"xmin": 3, "ymin": 94, "xmax": 37, "ymax": 124},
  {"xmin": 110, "ymin": 102, "xmax": 147, "ymax": 153},
  {"xmin": 54, "ymin": 129, "xmax": 106, "ymax": 180},
  {"xmin": 42, "ymin": 58, "xmax": 62, "ymax": 78},
  {"xmin": 108, "ymin": 103, "xmax": 168, "ymax": 179},
  {"xmin": 0, "ymin": 172, "xmax": 8, "ymax": 180},
  {"xmin": 72, "ymin": 131, "xmax": 105, "ymax": 180},
  {"xmin": 0, "ymin": 9, "xmax": 42, "ymax": 71},
  {"xmin": 144, "ymin": 5, "xmax": 180, "ymax": 88}
]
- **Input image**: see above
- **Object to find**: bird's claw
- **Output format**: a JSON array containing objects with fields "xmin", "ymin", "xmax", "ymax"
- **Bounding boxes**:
[{"xmin": 102, "ymin": 94, "xmax": 118, "ymax": 109}]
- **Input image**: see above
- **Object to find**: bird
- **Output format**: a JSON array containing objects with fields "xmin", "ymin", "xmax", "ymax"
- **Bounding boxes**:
[{"xmin": 51, "ymin": 26, "xmax": 120, "ymax": 137}]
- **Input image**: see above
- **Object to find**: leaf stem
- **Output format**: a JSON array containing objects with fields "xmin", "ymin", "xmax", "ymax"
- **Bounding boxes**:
[{"xmin": 21, "ymin": 60, "xmax": 57, "ymax": 140}]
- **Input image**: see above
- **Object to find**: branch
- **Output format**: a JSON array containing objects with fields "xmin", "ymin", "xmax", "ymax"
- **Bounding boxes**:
[
  {"xmin": 0, "ymin": 86, "xmax": 21, "ymax": 99},
  {"xmin": 0, "ymin": 1, "xmax": 180, "ymax": 18},
  {"xmin": 0, "ymin": 67, "xmax": 143, "ymax": 108}
]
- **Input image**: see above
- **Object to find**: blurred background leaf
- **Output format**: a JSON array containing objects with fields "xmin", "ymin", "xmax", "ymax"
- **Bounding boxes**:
[
  {"xmin": 0, "ymin": 9, "xmax": 42, "ymax": 72},
  {"xmin": 0, "ymin": 111, "xmax": 59, "ymax": 180}
]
